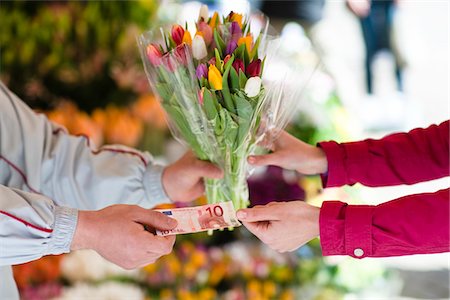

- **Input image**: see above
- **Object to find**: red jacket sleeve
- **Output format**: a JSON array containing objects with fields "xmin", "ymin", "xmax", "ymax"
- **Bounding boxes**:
[
  {"xmin": 318, "ymin": 121, "xmax": 449, "ymax": 187},
  {"xmin": 319, "ymin": 189, "xmax": 450, "ymax": 258}
]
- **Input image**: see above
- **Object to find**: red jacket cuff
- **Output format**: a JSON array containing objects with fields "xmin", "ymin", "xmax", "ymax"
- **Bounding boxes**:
[
  {"xmin": 320, "ymin": 201, "xmax": 374, "ymax": 258},
  {"xmin": 318, "ymin": 140, "xmax": 371, "ymax": 187},
  {"xmin": 317, "ymin": 141, "xmax": 347, "ymax": 187}
]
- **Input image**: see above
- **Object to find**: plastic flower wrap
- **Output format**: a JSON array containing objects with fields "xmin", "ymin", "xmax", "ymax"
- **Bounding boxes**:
[{"xmin": 138, "ymin": 6, "xmax": 313, "ymax": 209}]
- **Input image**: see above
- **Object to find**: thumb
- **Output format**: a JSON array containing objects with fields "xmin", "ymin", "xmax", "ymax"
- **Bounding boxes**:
[
  {"xmin": 135, "ymin": 209, "xmax": 178, "ymax": 230},
  {"xmin": 247, "ymin": 153, "xmax": 280, "ymax": 167},
  {"xmin": 237, "ymin": 206, "xmax": 280, "ymax": 222}
]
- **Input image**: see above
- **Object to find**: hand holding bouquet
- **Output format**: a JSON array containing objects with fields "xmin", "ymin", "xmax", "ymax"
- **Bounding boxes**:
[{"xmin": 139, "ymin": 6, "xmax": 310, "ymax": 209}]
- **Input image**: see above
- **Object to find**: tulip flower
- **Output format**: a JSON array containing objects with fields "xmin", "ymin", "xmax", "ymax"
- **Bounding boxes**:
[
  {"xmin": 244, "ymin": 76, "xmax": 262, "ymax": 97},
  {"xmin": 232, "ymin": 58, "xmax": 245, "ymax": 73},
  {"xmin": 228, "ymin": 11, "xmax": 243, "ymax": 28},
  {"xmin": 171, "ymin": 25, "xmax": 185, "ymax": 45},
  {"xmin": 198, "ymin": 4, "xmax": 209, "ymax": 22},
  {"xmin": 225, "ymin": 40, "xmax": 238, "ymax": 56},
  {"xmin": 208, "ymin": 65, "xmax": 223, "ymax": 90},
  {"xmin": 223, "ymin": 55, "xmax": 232, "ymax": 65},
  {"xmin": 146, "ymin": 44, "xmax": 162, "ymax": 66},
  {"xmin": 238, "ymin": 35, "xmax": 252, "ymax": 54},
  {"xmin": 230, "ymin": 22, "xmax": 242, "ymax": 41},
  {"xmin": 209, "ymin": 12, "xmax": 219, "ymax": 28},
  {"xmin": 208, "ymin": 57, "xmax": 216, "ymax": 66},
  {"xmin": 192, "ymin": 35, "xmax": 208, "ymax": 60},
  {"xmin": 182, "ymin": 30, "xmax": 192, "ymax": 45},
  {"xmin": 197, "ymin": 21, "xmax": 213, "ymax": 45},
  {"xmin": 246, "ymin": 59, "xmax": 261, "ymax": 77},
  {"xmin": 198, "ymin": 87, "xmax": 205, "ymax": 105},
  {"xmin": 174, "ymin": 44, "xmax": 188, "ymax": 65},
  {"xmin": 196, "ymin": 63, "xmax": 208, "ymax": 80}
]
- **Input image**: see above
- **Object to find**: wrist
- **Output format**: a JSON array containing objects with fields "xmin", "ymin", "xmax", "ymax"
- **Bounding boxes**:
[
  {"xmin": 316, "ymin": 148, "xmax": 328, "ymax": 174},
  {"xmin": 309, "ymin": 205, "xmax": 321, "ymax": 238},
  {"xmin": 71, "ymin": 210, "xmax": 98, "ymax": 251}
]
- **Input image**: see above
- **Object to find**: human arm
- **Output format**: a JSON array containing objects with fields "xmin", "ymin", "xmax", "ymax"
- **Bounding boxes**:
[
  {"xmin": 238, "ymin": 188, "xmax": 450, "ymax": 257},
  {"xmin": 0, "ymin": 81, "xmax": 221, "ymax": 266},
  {"xmin": 0, "ymin": 81, "xmax": 221, "ymax": 210},
  {"xmin": 250, "ymin": 121, "xmax": 449, "ymax": 187},
  {"xmin": 0, "ymin": 185, "xmax": 176, "ymax": 268}
]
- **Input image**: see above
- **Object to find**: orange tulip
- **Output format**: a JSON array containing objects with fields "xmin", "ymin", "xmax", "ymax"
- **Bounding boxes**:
[{"xmin": 238, "ymin": 35, "xmax": 252, "ymax": 54}]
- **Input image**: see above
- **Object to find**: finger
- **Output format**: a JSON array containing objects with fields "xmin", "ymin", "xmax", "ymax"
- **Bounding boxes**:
[
  {"xmin": 135, "ymin": 209, "xmax": 178, "ymax": 230},
  {"xmin": 237, "ymin": 206, "xmax": 281, "ymax": 222},
  {"xmin": 193, "ymin": 160, "xmax": 224, "ymax": 179},
  {"xmin": 144, "ymin": 235, "xmax": 176, "ymax": 255},
  {"xmin": 247, "ymin": 153, "xmax": 280, "ymax": 167}
]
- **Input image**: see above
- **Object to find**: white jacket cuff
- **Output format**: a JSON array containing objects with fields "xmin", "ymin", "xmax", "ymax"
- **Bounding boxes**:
[
  {"xmin": 143, "ymin": 164, "xmax": 171, "ymax": 207},
  {"xmin": 47, "ymin": 206, "xmax": 78, "ymax": 255}
]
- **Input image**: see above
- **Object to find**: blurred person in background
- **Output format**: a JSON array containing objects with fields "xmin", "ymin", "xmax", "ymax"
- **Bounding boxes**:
[
  {"xmin": 237, "ymin": 122, "xmax": 449, "ymax": 257},
  {"xmin": 260, "ymin": 0, "xmax": 326, "ymax": 34},
  {"xmin": 347, "ymin": 0, "xmax": 403, "ymax": 95},
  {"xmin": 0, "ymin": 82, "xmax": 223, "ymax": 299}
]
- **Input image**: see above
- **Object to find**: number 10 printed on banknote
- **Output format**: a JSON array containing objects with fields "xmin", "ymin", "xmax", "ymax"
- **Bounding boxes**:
[{"xmin": 155, "ymin": 201, "xmax": 241, "ymax": 236}]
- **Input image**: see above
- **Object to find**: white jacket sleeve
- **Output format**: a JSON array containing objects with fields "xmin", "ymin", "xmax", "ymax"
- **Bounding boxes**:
[{"xmin": 0, "ymin": 81, "xmax": 171, "ymax": 265}]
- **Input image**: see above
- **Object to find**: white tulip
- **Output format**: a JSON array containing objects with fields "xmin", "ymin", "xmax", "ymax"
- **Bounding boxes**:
[
  {"xmin": 244, "ymin": 77, "xmax": 262, "ymax": 97},
  {"xmin": 192, "ymin": 35, "xmax": 208, "ymax": 60},
  {"xmin": 198, "ymin": 4, "xmax": 209, "ymax": 21}
]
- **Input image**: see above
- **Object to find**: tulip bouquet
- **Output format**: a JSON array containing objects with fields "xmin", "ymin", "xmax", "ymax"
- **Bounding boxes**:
[{"xmin": 139, "ymin": 6, "xmax": 308, "ymax": 209}]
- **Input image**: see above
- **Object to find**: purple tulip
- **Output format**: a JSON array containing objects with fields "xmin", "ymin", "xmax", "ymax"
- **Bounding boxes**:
[
  {"xmin": 232, "ymin": 58, "xmax": 245, "ymax": 73},
  {"xmin": 230, "ymin": 21, "xmax": 242, "ymax": 41},
  {"xmin": 246, "ymin": 59, "xmax": 261, "ymax": 77},
  {"xmin": 196, "ymin": 63, "xmax": 208, "ymax": 79},
  {"xmin": 225, "ymin": 40, "xmax": 238, "ymax": 56}
]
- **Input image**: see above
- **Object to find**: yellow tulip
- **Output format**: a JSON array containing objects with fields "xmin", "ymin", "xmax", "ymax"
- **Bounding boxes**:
[
  {"xmin": 208, "ymin": 65, "xmax": 223, "ymax": 90},
  {"xmin": 182, "ymin": 30, "xmax": 192, "ymax": 46}
]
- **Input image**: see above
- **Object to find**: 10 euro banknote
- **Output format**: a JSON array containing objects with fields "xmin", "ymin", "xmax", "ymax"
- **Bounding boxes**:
[{"xmin": 155, "ymin": 201, "xmax": 241, "ymax": 236}]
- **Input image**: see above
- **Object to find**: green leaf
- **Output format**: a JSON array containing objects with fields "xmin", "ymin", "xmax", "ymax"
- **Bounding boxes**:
[
  {"xmin": 203, "ymin": 89, "xmax": 218, "ymax": 120},
  {"xmin": 250, "ymin": 34, "xmax": 261, "ymax": 60},
  {"xmin": 214, "ymin": 109, "xmax": 225, "ymax": 136},
  {"xmin": 235, "ymin": 43, "xmax": 246, "ymax": 61},
  {"xmin": 234, "ymin": 95, "xmax": 253, "ymax": 147},
  {"xmin": 221, "ymin": 55, "xmax": 235, "ymax": 114},
  {"xmin": 238, "ymin": 70, "xmax": 248, "ymax": 89},
  {"xmin": 154, "ymin": 83, "xmax": 171, "ymax": 102},
  {"xmin": 220, "ymin": 109, "xmax": 238, "ymax": 146},
  {"xmin": 213, "ymin": 28, "xmax": 226, "ymax": 57},
  {"xmin": 230, "ymin": 67, "xmax": 239, "ymax": 90},
  {"xmin": 261, "ymin": 56, "xmax": 266, "ymax": 76},
  {"xmin": 214, "ymin": 48, "xmax": 223, "ymax": 72},
  {"xmin": 163, "ymin": 104, "xmax": 205, "ymax": 158}
]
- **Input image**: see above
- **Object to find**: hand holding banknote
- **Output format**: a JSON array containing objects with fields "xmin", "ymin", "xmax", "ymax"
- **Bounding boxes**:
[
  {"xmin": 237, "ymin": 201, "xmax": 320, "ymax": 253},
  {"xmin": 155, "ymin": 201, "xmax": 241, "ymax": 236}
]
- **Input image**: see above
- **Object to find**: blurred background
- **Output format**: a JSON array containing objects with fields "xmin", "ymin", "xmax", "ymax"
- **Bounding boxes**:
[{"xmin": 0, "ymin": 0, "xmax": 448, "ymax": 299}]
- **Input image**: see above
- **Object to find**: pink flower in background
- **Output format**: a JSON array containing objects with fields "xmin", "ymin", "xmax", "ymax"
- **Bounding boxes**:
[{"xmin": 197, "ymin": 21, "xmax": 213, "ymax": 45}]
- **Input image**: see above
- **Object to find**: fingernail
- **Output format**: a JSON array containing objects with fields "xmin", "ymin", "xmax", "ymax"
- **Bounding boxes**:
[{"xmin": 237, "ymin": 210, "xmax": 247, "ymax": 219}]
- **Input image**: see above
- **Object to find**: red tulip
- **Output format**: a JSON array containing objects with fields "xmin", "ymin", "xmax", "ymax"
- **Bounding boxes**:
[
  {"xmin": 246, "ymin": 59, "xmax": 261, "ymax": 77},
  {"xmin": 232, "ymin": 58, "xmax": 245, "ymax": 73},
  {"xmin": 146, "ymin": 44, "xmax": 162, "ymax": 66},
  {"xmin": 172, "ymin": 24, "xmax": 185, "ymax": 45}
]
